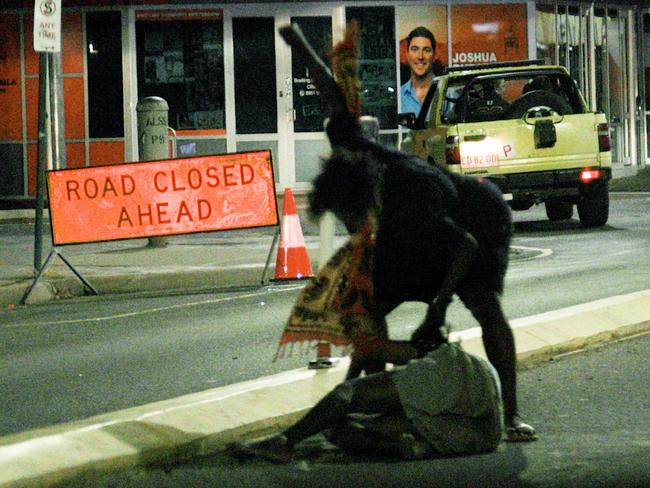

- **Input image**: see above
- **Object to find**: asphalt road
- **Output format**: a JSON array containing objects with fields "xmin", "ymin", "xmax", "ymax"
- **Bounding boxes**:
[
  {"xmin": 60, "ymin": 331, "xmax": 650, "ymax": 488},
  {"xmin": 3, "ymin": 197, "xmax": 650, "ymax": 436}
]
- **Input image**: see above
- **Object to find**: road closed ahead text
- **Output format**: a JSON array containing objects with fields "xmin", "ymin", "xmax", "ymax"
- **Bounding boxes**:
[{"xmin": 48, "ymin": 151, "xmax": 278, "ymax": 245}]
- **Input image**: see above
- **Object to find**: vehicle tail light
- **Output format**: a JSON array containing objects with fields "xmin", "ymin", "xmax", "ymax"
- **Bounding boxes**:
[
  {"xmin": 445, "ymin": 135, "xmax": 460, "ymax": 165},
  {"xmin": 579, "ymin": 168, "xmax": 601, "ymax": 184},
  {"xmin": 597, "ymin": 123, "xmax": 611, "ymax": 152}
]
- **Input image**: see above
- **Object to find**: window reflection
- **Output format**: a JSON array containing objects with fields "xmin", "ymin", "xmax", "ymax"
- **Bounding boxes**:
[
  {"xmin": 136, "ymin": 12, "xmax": 225, "ymax": 132},
  {"xmin": 346, "ymin": 6, "xmax": 398, "ymax": 129},
  {"xmin": 535, "ymin": 4, "xmax": 556, "ymax": 65},
  {"xmin": 87, "ymin": 11, "xmax": 124, "ymax": 138},
  {"xmin": 233, "ymin": 17, "xmax": 277, "ymax": 134},
  {"xmin": 290, "ymin": 16, "xmax": 332, "ymax": 133}
]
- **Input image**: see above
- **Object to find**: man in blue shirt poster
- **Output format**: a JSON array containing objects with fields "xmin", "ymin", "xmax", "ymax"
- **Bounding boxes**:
[{"xmin": 400, "ymin": 26, "xmax": 441, "ymax": 117}]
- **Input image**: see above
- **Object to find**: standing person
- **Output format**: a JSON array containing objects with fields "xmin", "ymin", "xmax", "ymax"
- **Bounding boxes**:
[
  {"xmin": 278, "ymin": 24, "xmax": 537, "ymax": 442},
  {"xmin": 400, "ymin": 26, "xmax": 441, "ymax": 116},
  {"xmin": 227, "ymin": 339, "xmax": 504, "ymax": 463}
]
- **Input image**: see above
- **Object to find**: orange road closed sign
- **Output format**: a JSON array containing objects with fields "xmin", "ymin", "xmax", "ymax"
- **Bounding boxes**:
[{"xmin": 47, "ymin": 150, "xmax": 278, "ymax": 245}]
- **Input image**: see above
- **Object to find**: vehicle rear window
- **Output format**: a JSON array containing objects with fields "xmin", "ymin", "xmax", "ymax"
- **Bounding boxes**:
[{"xmin": 441, "ymin": 72, "xmax": 585, "ymax": 124}]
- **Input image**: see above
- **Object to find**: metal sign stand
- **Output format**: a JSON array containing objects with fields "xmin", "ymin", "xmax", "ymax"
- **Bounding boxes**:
[
  {"xmin": 25, "ymin": 3, "xmax": 93, "ymax": 305},
  {"xmin": 260, "ymin": 226, "xmax": 280, "ymax": 285},
  {"xmin": 20, "ymin": 248, "xmax": 98, "ymax": 305}
]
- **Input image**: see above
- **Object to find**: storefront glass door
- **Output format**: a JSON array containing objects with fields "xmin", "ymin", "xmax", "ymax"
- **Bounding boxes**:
[
  {"xmin": 287, "ymin": 15, "xmax": 333, "ymax": 186},
  {"xmin": 229, "ymin": 6, "xmax": 336, "ymax": 190},
  {"xmin": 230, "ymin": 14, "xmax": 281, "ymax": 181}
]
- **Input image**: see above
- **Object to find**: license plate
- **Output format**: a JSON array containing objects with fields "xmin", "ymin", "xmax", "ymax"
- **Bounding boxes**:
[{"xmin": 502, "ymin": 193, "xmax": 513, "ymax": 201}]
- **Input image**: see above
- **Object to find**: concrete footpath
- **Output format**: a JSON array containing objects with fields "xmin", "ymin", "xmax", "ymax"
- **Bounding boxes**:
[
  {"xmin": 0, "ymin": 207, "xmax": 341, "ymax": 309},
  {"xmin": 2, "ymin": 209, "xmax": 650, "ymax": 487}
]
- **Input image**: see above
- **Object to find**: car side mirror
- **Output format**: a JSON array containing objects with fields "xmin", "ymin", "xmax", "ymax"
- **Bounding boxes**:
[{"xmin": 398, "ymin": 112, "xmax": 418, "ymax": 129}]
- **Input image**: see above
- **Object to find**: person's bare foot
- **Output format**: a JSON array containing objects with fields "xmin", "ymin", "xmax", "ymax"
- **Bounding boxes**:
[{"xmin": 505, "ymin": 415, "xmax": 538, "ymax": 442}]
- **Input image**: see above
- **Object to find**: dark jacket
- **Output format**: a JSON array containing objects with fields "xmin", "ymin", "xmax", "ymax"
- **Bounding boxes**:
[{"xmin": 327, "ymin": 114, "xmax": 512, "ymax": 305}]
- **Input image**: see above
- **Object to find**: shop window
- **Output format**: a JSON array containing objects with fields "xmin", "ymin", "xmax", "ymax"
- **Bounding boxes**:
[
  {"xmin": 643, "ymin": 14, "xmax": 650, "ymax": 107},
  {"xmin": 535, "ymin": 3, "xmax": 557, "ymax": 65},
  {"xmin": 0, "ymin": 13, "xmax": 22, "ymax": 143},
  {"xmin": 136, "ymin": 11, "xmax": 225, "ymax": 132},
  {"xmin": 557, "ymin": 5, "xmax": 568, "ymax": 68},
  {"xmin": 594, "ymin": 8, "xmax": 607, "ymax": 114},
  {"xmin": 87, "ymin": 11, "xmax": 124, "ymax": 138},
  {"xmin": 640, "ymin": 14, "xmax": 650, "ymax": 159},
  {"xmin": 564, "ymin": 5, "xmax": 586, "ymax": 94},
  {"xmin": 0, "ymin": 144, "xmax": 23, "ymax": 196},
  {"xmin": 606, "ymin": 9, "xmax": 626, "ymax": 126},
  {"xmin": 346, "ymin": 7, "xmax": 398, "ymax": 129},
  {"xmin": 594, "ymin": 6, "xmax": 627, "ymax": 164},
  {"xmin": 295, "ymin": 139, "xmax": 327, "ymax": 182},
  {"xmin": 555, "ymin": 3, "xmax": 588, "ymax": 96},
  {"xmin": 290, "ymin": 16, "xmax": 332, "ymax": 133},
  {"xmin": 237, "ymin": 140, "xmax": 279, "ymax": 183},
  {"xmin": 176, "ymin": 139, "xmax": 227, "ymax": 157},
  {"xmin": 233, "ymin": 17, "xmax": 277, "ymax": 134}
]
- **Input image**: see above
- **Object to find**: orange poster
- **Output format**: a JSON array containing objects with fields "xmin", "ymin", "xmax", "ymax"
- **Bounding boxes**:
[
  {"xmin": 451, "ymin": 4, "xmax": 528, "ymax": 65},
  {"xmin": 47, "ymin": 150, "xmax": 278, "ymax": 245},
  {"xmin": 0, "ymin": 13, "xmax": 23, "ymax": 141}
]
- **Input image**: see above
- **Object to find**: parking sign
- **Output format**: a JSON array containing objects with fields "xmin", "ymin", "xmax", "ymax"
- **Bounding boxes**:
[{"xmin": 33, "ymin": 0, "xmax": 61, "ymax": 52}]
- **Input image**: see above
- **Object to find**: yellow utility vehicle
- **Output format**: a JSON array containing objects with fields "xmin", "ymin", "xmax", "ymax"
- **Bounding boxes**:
[{"xmin": 400, "ymin": 60, "xmax": 612, "ymax": 227}]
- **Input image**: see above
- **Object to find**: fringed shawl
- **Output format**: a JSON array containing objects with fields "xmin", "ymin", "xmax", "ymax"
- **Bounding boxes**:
[{"xmin": 274, "ymin": 219, "xmax": 386, "ymax": 360}]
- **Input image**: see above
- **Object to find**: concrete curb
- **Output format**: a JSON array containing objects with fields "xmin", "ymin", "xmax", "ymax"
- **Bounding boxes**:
[{"xmin": 2, "ymin": 289, "xmax": 650, "ymax": 487}]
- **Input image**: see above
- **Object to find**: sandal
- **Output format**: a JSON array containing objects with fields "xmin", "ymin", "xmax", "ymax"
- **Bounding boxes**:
[{"xmin": 505, "ymin": 415, "xmax": 538, "ymax": 442}]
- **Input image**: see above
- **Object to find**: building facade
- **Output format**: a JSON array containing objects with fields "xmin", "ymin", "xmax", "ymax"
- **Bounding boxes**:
[{"xmin": 0, "ymin": 0, "xmax": 648, "ymax": 205}]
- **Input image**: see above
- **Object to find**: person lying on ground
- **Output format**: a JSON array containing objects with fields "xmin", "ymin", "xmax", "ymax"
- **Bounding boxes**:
[{"xmin": 227, "ymin": 337, "xmax": 504, "ymax": 464}]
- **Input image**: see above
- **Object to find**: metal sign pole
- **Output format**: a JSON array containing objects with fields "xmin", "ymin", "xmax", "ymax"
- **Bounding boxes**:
[
  {"xmin": 48, "ymin": 50, "xmax": 66, "ymax": 170},
  {"xmin": 34, "ymin": 52, "xmax": 49, "ymax": 271},
  {"xmin": 33, "ymin": 0, "xmax": 62, "ymax": 271}
]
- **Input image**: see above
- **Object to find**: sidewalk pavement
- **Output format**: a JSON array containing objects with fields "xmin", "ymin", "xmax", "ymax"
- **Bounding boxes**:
[
  {"xmin": 3, "ymin": 190, "xmax": 644, "ymax": 308},
  {"xmin": 0, "ymin": 207, "xmax": 540, "ymax": 309},
  {"xmin": 2, "ymin": 207, "xmax": 650, "ymax": 487},
  {"xmin": 0, "ymin": 208, "xmax": 346, "ymax": 309}
]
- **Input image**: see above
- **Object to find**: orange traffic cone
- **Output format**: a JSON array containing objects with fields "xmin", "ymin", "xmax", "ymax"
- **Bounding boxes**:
[{"xmin": 273, "ymin": 188, "xmax": 314, "ymax": 281}]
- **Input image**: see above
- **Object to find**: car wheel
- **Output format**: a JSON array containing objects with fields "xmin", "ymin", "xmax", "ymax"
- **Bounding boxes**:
[
  {"xmin": 577, "ymin": 184, "xmax": 609, "ymax": 227},
  {"xmin": 545, "ymin": 199, "xmax": 574, "ymax": 221},
  {"xmin": 504, "ymin": 90, "xmax": 574, "ymax": 119}
]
